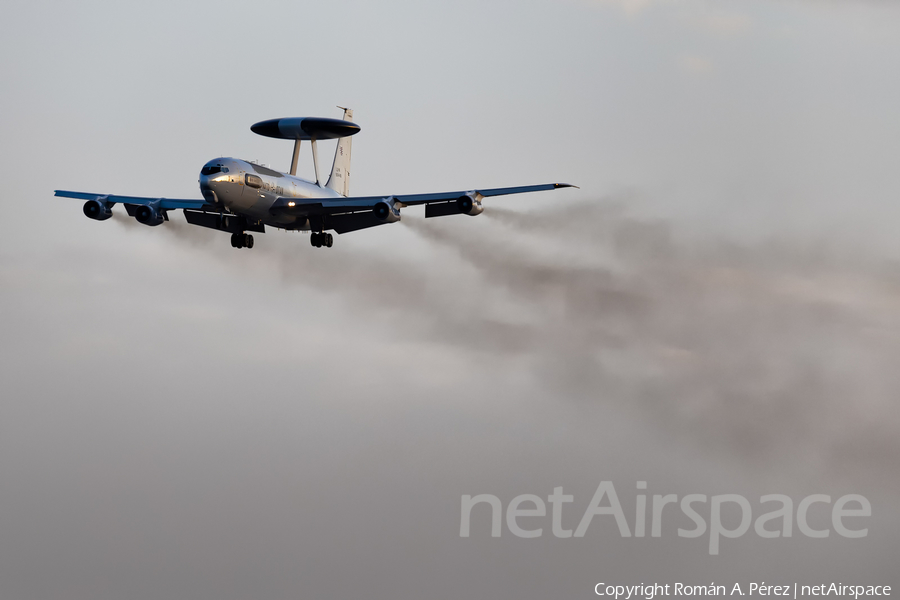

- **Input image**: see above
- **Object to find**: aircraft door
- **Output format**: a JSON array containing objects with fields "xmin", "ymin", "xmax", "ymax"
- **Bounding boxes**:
[{"xmin": 231, "ymin": 172, "xmax": 259, "ymax": 210}]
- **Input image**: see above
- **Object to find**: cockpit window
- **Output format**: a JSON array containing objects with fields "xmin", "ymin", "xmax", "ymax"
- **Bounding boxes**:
[{"xmin": 201, "ymin": 165, "xmax": 230, "ymax": 176}]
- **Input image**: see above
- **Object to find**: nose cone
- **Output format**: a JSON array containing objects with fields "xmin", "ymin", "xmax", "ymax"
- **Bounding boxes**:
[
  {"xmin": 198, "ymin": 175, "xmax": 218, "ymax": 204},
  {"xmin": 199, "ymin": 160, "xmax": 231, "ymax": 204}
]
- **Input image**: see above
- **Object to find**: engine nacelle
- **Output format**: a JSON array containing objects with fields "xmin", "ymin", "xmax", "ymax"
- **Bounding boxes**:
[
  {"xmin": 83, "ymin": 199, "xmax": 113, "ymax": 221},
  {"xmin": 372, "ymin": 198, "xmax": 401, "ymax": 223},
  {"xmin": 135, "ymin": 204, "xmax": 165, "ymax": 226},
  {"xmin": 456, "ymin": 194, "xmax": 484, "ymax": 216}
]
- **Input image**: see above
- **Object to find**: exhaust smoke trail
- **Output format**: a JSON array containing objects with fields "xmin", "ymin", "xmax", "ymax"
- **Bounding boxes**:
[
  {"xmin": 407, "ymin": 204, "xmax": 900, "ymax": 482},
  {"xmin": 133, "ymin": 199, "xmax": 900, "ymax": 483}
]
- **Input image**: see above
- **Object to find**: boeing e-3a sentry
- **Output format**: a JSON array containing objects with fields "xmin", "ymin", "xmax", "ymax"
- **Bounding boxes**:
[{"xmin": 55, "ymin": 108, "xmax": 575, "ymax": 249}]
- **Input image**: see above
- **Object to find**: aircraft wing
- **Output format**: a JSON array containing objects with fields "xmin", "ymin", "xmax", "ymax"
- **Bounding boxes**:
[
  {"xmin": 268, "ymin": 183, "xmax": 576, "ymax": 234},
  {"xmin": 54, "ymin": 190, "xmax": 211, "ymax": 211},
  {"xmin": 344, "ymin": 183, "xmax": 577, "ymax": 207},
  {"xmin": 270, "ymin": 183, "xmax": 576, "ymax": 215}
]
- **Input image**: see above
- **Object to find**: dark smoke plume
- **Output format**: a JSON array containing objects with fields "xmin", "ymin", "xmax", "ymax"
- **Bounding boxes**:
[
  {"xmin": 407, "ymin": 203, "xmax": 900, "ymax": 483},
  {"xmin": 139, "ymin": 200, "xmax": 900, "ymax": 484}
]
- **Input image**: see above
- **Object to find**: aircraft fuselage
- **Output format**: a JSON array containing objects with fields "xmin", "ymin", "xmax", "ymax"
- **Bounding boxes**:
[{"xmin": 199, "ymin": 157, "xmax": 341, "ymax": 228}]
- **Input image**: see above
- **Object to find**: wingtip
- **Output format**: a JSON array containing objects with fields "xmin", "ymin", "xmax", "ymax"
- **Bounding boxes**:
[{"xmin": 554, "ymin": 183, "xmax": 579, "ymax": 189}]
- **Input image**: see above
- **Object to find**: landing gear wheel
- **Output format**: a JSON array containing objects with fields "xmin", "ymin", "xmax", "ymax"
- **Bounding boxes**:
[
  {"xmin": 309, "ymin": 232, "xmax": 332, "ymax": 248},
  {"xmin": 231, "ymin": 232, "xmax": 243, "ymax": 248},
  {"xmin": 244, "ymin": 234, "xmax": 254, "ymax": 249}
]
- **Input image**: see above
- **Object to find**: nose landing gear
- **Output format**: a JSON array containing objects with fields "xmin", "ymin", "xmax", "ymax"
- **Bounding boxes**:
[
  {"xmin": 310, "ymin": 232, "xmax": 333, "ymax": 248},
  {"xmin": 230, "ymin": 232, "xmax": 254, "ymax": 249}
]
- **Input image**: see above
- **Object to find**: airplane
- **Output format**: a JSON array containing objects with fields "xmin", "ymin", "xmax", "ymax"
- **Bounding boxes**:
[{"xmin": 55, "ymin": 108, "xmax": 576, "ymax": 249}]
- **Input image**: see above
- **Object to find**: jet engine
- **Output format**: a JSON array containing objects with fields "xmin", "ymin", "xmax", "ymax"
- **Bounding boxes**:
[
  {"xmin": 372, "ymin": 198, "xmax": 401, "ymax": 223},
  {"xmin": 456, "ymin": 194, "xmax": 484, "ymax": 216},
  {"xmin": 82, "ymin": 199, "xmax": 113, "ymax": 221},
  {"xmin": 135, "ymin": 204, "xmax": 165, "ymax": 226}
]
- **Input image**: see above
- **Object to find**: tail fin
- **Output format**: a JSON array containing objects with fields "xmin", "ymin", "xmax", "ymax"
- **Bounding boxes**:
[{"xmin": 325, "ymin": 107, "xmax": 354, "ymax": 197}]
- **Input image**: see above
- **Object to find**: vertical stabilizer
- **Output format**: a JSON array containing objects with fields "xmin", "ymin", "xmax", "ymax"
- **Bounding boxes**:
[{"xmin": 325, "ymin": 107, "xmax": 354, "ymax": 197}]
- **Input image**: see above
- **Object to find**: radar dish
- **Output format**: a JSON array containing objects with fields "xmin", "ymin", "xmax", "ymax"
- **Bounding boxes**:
[{"xmin": 250, "ymin": 117, "xmax": 361, "ymax": 141}]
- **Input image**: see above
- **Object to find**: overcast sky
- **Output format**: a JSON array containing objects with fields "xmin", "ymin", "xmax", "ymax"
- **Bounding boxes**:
[{"xmin": 1, "ymin": 1, "xmax": 899, "ymax": 598}]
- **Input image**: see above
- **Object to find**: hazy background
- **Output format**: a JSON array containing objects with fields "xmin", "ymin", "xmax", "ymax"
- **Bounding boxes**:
[{"xmin": 1, "ymin": 0, "xmax": 899, "ymax": 598}]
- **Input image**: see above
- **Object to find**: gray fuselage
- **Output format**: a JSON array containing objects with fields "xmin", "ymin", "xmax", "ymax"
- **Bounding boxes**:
[{"xmin": 199, "ymin": 157, "xmax": 341, "ymax": 229}]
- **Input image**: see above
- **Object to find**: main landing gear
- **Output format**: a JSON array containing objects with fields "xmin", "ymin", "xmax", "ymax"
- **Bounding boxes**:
[
  {"xmin": 231, "ymin": 232, "xmax": 254, "ymax": 249},
  {"xmin": 310, "ymin": 232, "xmax": 333, "ymax": 248}
]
